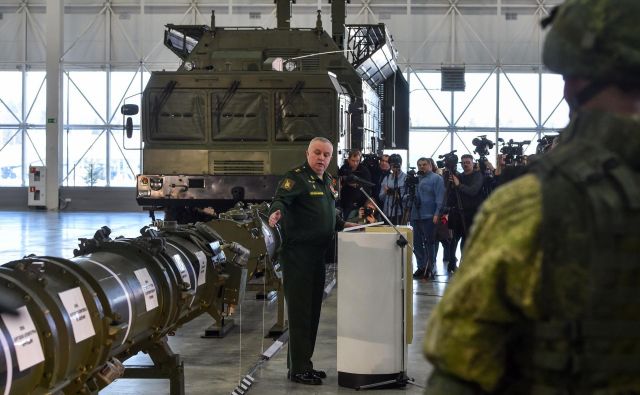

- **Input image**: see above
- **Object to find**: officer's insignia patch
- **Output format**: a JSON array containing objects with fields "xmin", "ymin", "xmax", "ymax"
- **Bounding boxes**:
[{"xmin": 281, "ymin": 178, "xmax": 295, "ymax": 191}]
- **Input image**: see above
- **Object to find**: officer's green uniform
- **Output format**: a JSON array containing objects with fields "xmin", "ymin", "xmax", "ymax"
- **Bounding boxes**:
[
  {"xmin": 269, "ymin": 162, "xmax": 344, "ymax": 375},
  {"xmin": 423, "ymin": 0, "xmax": 640, "ymax": 393}
]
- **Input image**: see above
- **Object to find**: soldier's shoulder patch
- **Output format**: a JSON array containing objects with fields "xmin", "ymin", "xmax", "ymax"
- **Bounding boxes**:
[{"xmin": 281, "ymin": 178, "xmax": 295, "ymax": 191}]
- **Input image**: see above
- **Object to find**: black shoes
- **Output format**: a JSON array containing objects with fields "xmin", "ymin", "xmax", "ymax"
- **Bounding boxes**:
[
  {"xmin": 288, "ymin": 371, "xmax": 322, "ymax": 385},
  {"xmin": 447, "ymin": 262, "xmax": 458, "ymax": 273},
  {"xmin": 413, "ymin": 268, "xmax": 426, "ymax": 279},
  {"xmin": 311, "ymin": 369, "xmax": 327, "ymax": 379}
]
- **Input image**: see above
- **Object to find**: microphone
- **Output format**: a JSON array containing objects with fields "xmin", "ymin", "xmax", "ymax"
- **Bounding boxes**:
[{"xmin": 345, "ymin": 174, "xmax": 375, "ymax": 187}]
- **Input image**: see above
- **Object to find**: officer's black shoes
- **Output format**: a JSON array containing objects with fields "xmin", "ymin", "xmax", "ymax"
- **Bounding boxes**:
[
  {"xmin": 311, "ymin": 369, "xmax": 327, "ymax": 379},
  {"xmin": 447, "ymin": 262, "xmax": 458, "ymax": 273},
  {"xmin": 289, "ymin": 371, "xmax": 322, "ymax": 385},
  {"xmin": 413, "ymin": 268, "xmax": 426, "ymax": 279}
]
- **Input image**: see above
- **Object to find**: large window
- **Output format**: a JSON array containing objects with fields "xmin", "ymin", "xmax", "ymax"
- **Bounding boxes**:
[
  {"xmin": 0, "ymin": 68, "xmax": 148, "ymax": 187},
  {"xmin": 406, "ymin": 69, "xmax": 569, "ymax": 168}
]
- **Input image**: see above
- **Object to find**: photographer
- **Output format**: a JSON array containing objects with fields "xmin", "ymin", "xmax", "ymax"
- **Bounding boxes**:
[
  {"xmin": 446, "ymin": 154, "xmax": 483, "ymax": 271},
  {"xmin": 372, "ymin": 154, "xmax": 391, "ymax": 207},
  {"xmin": 378, "ymin": 154, "xmax": 407, "ymax": 225},
  {"xmin": 347, "ymin": 199, "xmax": 381, "ymax": 225},
  {"xmin": 338, "ymin": 150, "xmax": 372, "ymax": 219},
  {"xmin": 410, "ymin": 158, "xmax": 445, "ymax": 280}
]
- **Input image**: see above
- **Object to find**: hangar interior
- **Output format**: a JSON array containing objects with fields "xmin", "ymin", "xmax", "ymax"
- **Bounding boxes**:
[{"xmin": 0, "ymin": 1, "xmax": 565, "ymax": 394}]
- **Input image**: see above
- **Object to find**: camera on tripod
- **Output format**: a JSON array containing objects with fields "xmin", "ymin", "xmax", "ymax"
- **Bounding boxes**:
[
  {"xmin": 536, "ymin": 135, "xmax": 557, "ymax": 154},
  {"xmin": 498, "ymin": 138, "xmax": 530, "ymax": 166},
  {"xmin": 472, "ymin": 135, "xmax": 494, "ymax": 158},
  {"xmin": 405, "ymin": 167, "xmax": 420, "ymax": 187},
  {"xmin": 436, "ymin": 150, "xmax": 458, "ymax": 171}
]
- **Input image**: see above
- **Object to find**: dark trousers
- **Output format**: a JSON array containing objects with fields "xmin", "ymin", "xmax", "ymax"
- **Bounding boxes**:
[
  {"xmin": 280, "ymin": 243, "xmax": 327, "ymax": 374},
  {"xmin": 412, "ymin": 218, "xmax": 436, "ymax": 274}
]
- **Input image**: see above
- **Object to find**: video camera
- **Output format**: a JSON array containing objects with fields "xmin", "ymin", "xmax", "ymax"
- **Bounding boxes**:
[
  {"xmin": 405, "ymin": 167, "xmax": 420, "ymax": 187},
  {"xmin": 436, "ymin": 150, "xmax": 458, "ymax": 171},
  {"xmin": 536, "ymin": 135, "xmax": 557, "ymax": 154},
  {"xmin": 498, "ymin": 138, "xmax": 530, "ymax": 166},
  {"xmin": 472, "ymin": 135, "xmax": 494, "ymax": 158}
]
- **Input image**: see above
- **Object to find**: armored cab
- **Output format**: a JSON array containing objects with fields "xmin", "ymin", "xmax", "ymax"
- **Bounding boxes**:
[{"xmin": 132, "ymin": 1, "xmax": 408, "ymax": 222}]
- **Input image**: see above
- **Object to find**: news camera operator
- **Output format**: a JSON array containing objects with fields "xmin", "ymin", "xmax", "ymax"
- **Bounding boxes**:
[
  {"xmin": 410, "ymin": 157, "xmax": 445, "ymax": 280},
  {"xmin": 378, "ymin": 153, "xmax": 407, "ymax": 225},
  {"xmin": 445, "ymin": 154, "xmax": 483, "ymax": 271},
  {"xmin": 338, "ymin": 149, "xmax": 372, "ymax": 219}
]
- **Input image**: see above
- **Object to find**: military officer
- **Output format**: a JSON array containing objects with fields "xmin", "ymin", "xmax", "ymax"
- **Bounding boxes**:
[
  {"xmin": 269, "ymin": 137, "xmax": 356, "ymax": 385},
  {"xmin": 423, "ymin": 0, "xmax": 640, "ymax": 393}
]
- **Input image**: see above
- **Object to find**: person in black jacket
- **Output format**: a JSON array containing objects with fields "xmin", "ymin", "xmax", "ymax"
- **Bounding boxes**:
[{"xmin": 446, "ymin": 154, "xmax": 483, "ymax": 271}]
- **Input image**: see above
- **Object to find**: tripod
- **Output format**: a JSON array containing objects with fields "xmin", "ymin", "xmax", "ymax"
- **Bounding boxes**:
[{"xmin": 354, "ymin": 187, "xmax": 416, "ymax": 390}]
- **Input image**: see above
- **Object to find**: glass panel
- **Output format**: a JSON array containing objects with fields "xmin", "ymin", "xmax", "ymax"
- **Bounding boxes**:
[
  {"xmin": 0, "ymin": 71, "xmax": 22, "ymax": 124},
  {"xmin": 212, "ymin": 91, "xmax": 268, "ymax": 141},
  {"xmin": 408, "ymin": 131, "xmax": 450, "ymax": 166},
  {"xmin": 0, "ymin": 129, "xmax": 22, "ymax": 186},
  {"xmin": 275, "ymin": 91, "xmax": 333, "ymax": 141},
  {"xmin": 108, "ymin": 128, "xmax": 141, "ymax": 187},
  {"xmin": 147, "ymin": 89, "xmax": 207, "ymax": 141},
  {"xmin": 499, "ymin": 72, "xmax": 539, "ymax": 128},
  {"xmin": 25, "ymin": 72, "xmax": 46, "ymax": 125},
  {"xmin": 409, "ymin": 72, "xmax": 451, "ymax": 127},
  {"xmin": 455, "ymin": 72, "xmax": 497, "ymax": 128},
  {"xmin": 66, "ymin": 71, "xmax": 107, "ymax": 125},
  {"xmin": 541, "ymin": 73, "xmax": 570, "ymax": 129},
  {"xmin": 63, "ymin": 129, "xmax": 107, "ymax": 187},
  {"xmin": 110, "ymin": 70, "xmax": 143, "ymax": 125}
]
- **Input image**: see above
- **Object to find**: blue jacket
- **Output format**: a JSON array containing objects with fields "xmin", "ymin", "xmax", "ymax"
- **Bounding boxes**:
[{"xmin": 411, "ymin": 172, "xmax": 445, "ymax": 220}]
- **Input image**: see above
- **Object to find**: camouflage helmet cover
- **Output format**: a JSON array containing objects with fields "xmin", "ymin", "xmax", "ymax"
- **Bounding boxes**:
[{"xmin": 542, "ymin": 0, "xmax": 640, "ymax": 85}]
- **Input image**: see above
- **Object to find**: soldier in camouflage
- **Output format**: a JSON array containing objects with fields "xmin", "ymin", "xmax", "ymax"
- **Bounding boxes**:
[{"xmin": 423, "ymin": 0, "xmax": 640, "ymax": 393}]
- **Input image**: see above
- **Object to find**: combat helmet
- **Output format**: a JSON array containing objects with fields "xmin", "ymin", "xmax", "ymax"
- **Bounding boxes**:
[{"xmin": 542, "ymin": 0, "xmax": 640, "ymax": 86}]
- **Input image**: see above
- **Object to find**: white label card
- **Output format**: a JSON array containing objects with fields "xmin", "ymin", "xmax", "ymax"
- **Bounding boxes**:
[
  {"xmin": 195, "ymin": 251, "xmax": 207, "ymax": 287},
  {"xmin": 1, "ymin": 306, "xmax": 45, "ymax": 372},
  {"xmin": 58, "ymin": 287, "xmax": 95, "ymax": 343},
  {"xmin": 134, "ymin": 268, "xmax": 158, "ymax": 311},
  {"xmin": 172, "ymin": 254, "xmax": 191, "ymax": 289}
]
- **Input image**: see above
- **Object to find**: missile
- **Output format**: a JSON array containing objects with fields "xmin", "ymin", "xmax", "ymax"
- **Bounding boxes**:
[{"xmin": 0, "ymin": 221, "xmax": 249, "ymax": 395}]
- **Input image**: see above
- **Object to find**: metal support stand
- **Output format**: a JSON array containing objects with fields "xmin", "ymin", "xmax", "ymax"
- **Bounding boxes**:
[
  {"xmin": 121, "ymin": 338, "xmax": 185, "ymax": 395},
  {"xmin": 202, "ymin": 316, "xmax": 236, "ymax": 338},
  {"xmin": 358, "ymin": 187, "xmax": 414, "ymax": 254},
  {"xmin": 267, "ymin": 281, "xmax": 288, "ymax": 337}
]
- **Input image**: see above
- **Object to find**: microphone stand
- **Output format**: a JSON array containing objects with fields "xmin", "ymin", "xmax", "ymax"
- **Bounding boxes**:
[
  {"xmin": 358, "ymin": 187, "xmax": 414, "ymax": 254},
  {"xmin": 356, "ymin": 186, "xmax": 414, "ymax": 390}
]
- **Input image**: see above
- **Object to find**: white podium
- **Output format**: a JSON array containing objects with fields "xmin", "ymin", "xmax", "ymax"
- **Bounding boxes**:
[{"xmin": 337, "ymin": 226, "xmax": 413, "ymax": 389}]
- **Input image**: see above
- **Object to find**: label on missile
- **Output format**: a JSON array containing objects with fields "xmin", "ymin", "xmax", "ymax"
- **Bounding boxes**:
[
  {"xmin": 134, "ymin": 268, "xmax": 158, "ymax": 312},
  {"xmin": 195, "ymin": 251, "xmax": 207, "ymax": 287},
  {"xmin": 172, "ymin": 254, "xmax": 192, "ymax": 289},
  {"xmin": 58, "ymin": 287, "xmax": 95, "ymax": 343},
  {"xmin": 1, "ymin": 306, "xmax": 45, "ymax": 371}
]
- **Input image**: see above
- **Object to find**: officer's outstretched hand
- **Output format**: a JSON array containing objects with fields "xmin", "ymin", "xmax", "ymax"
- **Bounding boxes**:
[{"xmin": 269, "ymin": 210, "xmax": 282, "ymax": 227}]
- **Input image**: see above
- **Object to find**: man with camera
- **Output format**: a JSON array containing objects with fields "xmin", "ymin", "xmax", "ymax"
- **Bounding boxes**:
[
  {"xmin": 410, "ymin": 158, "xmax": 445, "ymax": 280},
  {"xmin": 424, "ymin": 1, "xmax": 640, "ymax": 393},
  {"xmin": 338, "ymin": 149, "xmax": 372, "ymax": 219},
  {"xmin": 378, "ymin": 153, "xmax": 407, "ymax": 225},
  {"xmin": 445, "ymin": 154, "xmax": 483, "ymax": 271},
  {"xmin": 347, "ymin": 199, "xmax": 380, "ymax": 225}
]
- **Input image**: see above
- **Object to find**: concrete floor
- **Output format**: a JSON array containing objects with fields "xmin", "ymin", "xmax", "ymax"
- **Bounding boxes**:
[{"xmin": 0, "ymin": 210, "xmax": 451, "ymax": 395}]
